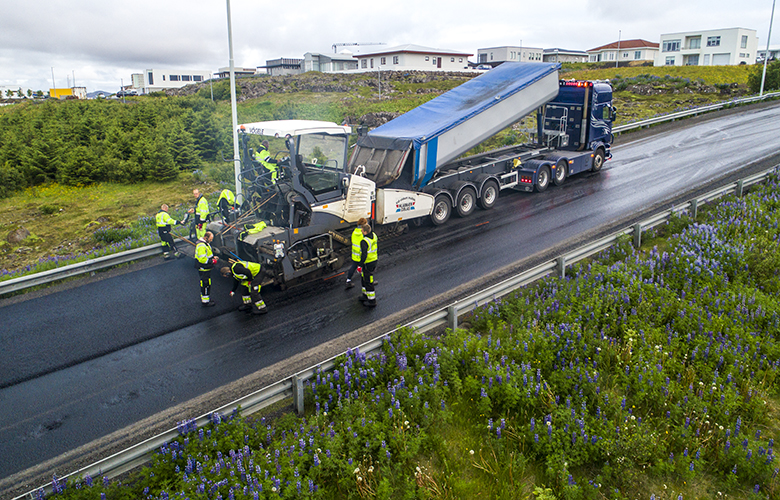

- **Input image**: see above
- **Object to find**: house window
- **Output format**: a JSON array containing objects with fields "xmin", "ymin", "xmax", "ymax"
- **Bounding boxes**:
[
  {"xmin": 393, "ymin": 56, "xmax": 399, "ymax": 64},
  {"xmin": 685, "ymin": 54, "xmax": 699, "ymax": 66},
  {"xmin": 370, "ymin": 58, "xmax": 374, "ymax": 68},
  {"xmin": 170, "ymin": 75, "xmax": 180, "ymax": 81},
  {"xmin": 688, "ymin": 37, "xmax": 701, "ymax": 49},
  {"xmin": 425, "ymin": 56, "xmax": 430, "ymax": 61},
  {"xmin": 634, "ymin": 51, "xmax": 641, "ymax": 60},
  {"xmin": 622, "ymin": 52, "xmax": 629, "ymax": 58},
  {"xmin": 162, "ymin": 75, "xmax": 166, "ymax": 81},
  {"xmin": 609, "ymin": 52, "xmax": 614, "ymax": 60},
  {"xmin": 707, "ymin": 36, "xmax": 720, "ymax": 47},
  {"xmin": 432, "ymin": 57, "xmax": 437, "ymax": 65},
  {"xmin": 182, "ymin": 75, "xmax": 192, "ymax": 81},
  {"xmin": 148, "ymin": 72, "xmax": 154, "ymax": 85},
  {"xmin": 459, "ymin": 58, "xmax": 463, "ymax": 62},
  {"xmin": 665, "ymin": 56, "xmax": 675, "ymax": 65},
  {"xmin": 450, "ymin": 57, "xmax": 455, "ymax": 62},
  {"xmin": 490, "ymin": 52, "xmax": 493, "ymax": 60},
  {"xmin": 361, "ymin": 59, "xmax": 367, "ymax": 68},
  {"xmin": 380, "ymin": 57, "xmax": 386, "ymax": 65},
  {"xmin": 662, "ymin": 40, "xmax": 681, "ymax": 52},
  {"xmin": 741, "ymin": 35, "xmax": 748, "ymax": 49},
  {"xmin": 194, "ymin": 75, "xmax": 202, "ymax": 82}
]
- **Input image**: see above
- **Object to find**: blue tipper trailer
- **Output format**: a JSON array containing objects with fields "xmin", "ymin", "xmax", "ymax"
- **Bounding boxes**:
[{"xmin": 348, "ymin": 62, "xmax": 615, "ymax": 224}]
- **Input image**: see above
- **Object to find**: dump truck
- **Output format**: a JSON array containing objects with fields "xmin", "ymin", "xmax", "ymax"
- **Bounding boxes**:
[{"xmin": 208, "ymin": 62, "xmax": 614, "ymax": 288}]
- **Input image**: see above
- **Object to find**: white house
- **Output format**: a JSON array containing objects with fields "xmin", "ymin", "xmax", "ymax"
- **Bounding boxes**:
[
  {"xmin": 302, "ymin": 52, "xmax": 358, "ymax": 73},
  {"xmin": 655, "ymin": 28, "xmax": 758, "ymax": 66},
  {"xmin": 354, "ymin": 44, "xmax": 471, "ymax": 72},
  {"xmin": 131, "ymin": 69, "xmax": 212, "ymax": 94},
  {"xmin": 543, "ymin": 48, "xmax": 588, "ymax": 63},
  {"xmin": 215, "ymin": 67, "xmax": 257, "ymax": 79},
  {"xmin": 477, "ymin": 46, "xmax": 544, "ymax": 67},
  {"xmin": 587, "ymin": 39, "xmax": 659, "ymax": 64}
]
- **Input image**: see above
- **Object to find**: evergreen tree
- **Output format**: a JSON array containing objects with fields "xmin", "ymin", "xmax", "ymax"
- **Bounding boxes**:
[
  {"xmin": 748, "ymin": 60, "xmax": 780, "ymax": 93},
  {"xmin": 149, "ymin": 137, "xmax": 177, "ymax": 181},
  {"xmin": 190, "ymin": 110, "xmax": 222, "ymax": 160},
  {"xmin": 167, "ymin": 121, "xmax": 201, "ymax": 171}
]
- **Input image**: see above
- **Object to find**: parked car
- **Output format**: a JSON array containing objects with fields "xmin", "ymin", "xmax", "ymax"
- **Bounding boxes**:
[{"xmin": 115, "ymin": 89, "xmax": 138, "ymax": 97}]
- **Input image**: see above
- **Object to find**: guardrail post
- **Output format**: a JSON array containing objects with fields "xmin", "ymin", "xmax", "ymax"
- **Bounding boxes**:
[
  {"xmin": 691, "ymin": 199, "xmax": 698, "ymax": 219},
  {"xmin": 292, "ymin": 375, "xmax": 304, "ymax": 416},
  {"xmin": 736, "ymin": 179, "xmax": 744, "ymax": 198},
  {"xmin": 447, "ymin": 304, "xmax": 458, "ymax": 330},
  {"xmin": 633, "ymin": 223, "xmax": 642, "ymax": 248},
  {"xmin": 556, "ymin": 256, "xmax": 566, "ymax": 279}
]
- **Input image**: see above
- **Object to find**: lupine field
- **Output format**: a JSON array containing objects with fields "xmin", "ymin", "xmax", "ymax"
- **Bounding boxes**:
[{"xmin": 38, "ymin": 173, "xmax": 780, "ymax": 499}]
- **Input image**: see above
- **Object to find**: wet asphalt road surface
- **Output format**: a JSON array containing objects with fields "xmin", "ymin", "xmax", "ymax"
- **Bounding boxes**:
[{"xmin": 2, "ymin": 102, "xmax": 780, "ymax": 492}]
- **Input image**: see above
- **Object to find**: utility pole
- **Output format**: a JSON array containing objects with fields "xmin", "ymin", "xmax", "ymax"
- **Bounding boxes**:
[
  {"xmin": 761, "ymin": 0, "xmax": 777, "ymax": 96},
  {"xmin": 616, "ymin": 30, "xmax": 621, "ymax": 68},
  {"xmin": 51, "ymin": 67, "xmax": 55, "ymax": 98},
  {"xmin": 226, "ymin": 0, "xmax": 242, "ymax": 204},
  {"xmin": 210, "ymin": 73, "xmax": 214, "ymax": 102}
]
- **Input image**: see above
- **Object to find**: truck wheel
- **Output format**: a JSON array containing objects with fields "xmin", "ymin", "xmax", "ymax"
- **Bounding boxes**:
[
  {"xmin": 455, "ymin": 187, "xmax": 477, "ymax": 217},
  {"xmin": 591, "ymin": 148, "xmax": 605, "ymax": 172},
  {"xmin": 431, "ymin": 195, "xmax": 452, "ymax": 226},
  {"xmin": 478, "ymin": 180, "xmax": 499, "ymax": 210},
  {"xmin": 536, "ymin": 165, "xmax": 551, "ymax": 192},
  {"xmin": 553, "ymin": 160, "xmax": 567, "ymax": 186}
]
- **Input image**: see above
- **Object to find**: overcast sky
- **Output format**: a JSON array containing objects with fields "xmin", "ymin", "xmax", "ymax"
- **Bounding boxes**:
[{"xmin": 1, "ymin": 0, "xmax": 777, "ymax": 93}]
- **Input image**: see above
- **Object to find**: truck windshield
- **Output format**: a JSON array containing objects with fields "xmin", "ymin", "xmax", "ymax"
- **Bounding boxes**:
[{"xmin": 297, "ymin": 134, "xmax": 348, "ymax": 171}]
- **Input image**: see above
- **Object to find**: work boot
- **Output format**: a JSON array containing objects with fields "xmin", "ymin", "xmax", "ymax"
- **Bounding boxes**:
[
  {"xmin": 202, "ymin": 301, "xmax": 216, "ymax": 307},
  {"xmin": 175, "ymin": 252, "xmax": 182, "ymax": 259},
  {"xmin": 345, "ymin": 279, "xmax": 354, "ymax": 290},
  {"xmin": 164, "ymin": 253, "xmax": 173, "ymax": 260},
  {"xmin": 238, "ymin": 304, "xmax": 251, "ymax": 312},
  {"xmin": 359, "ymin": 294, "xmax": 368, "ymax": 303},
  {"xmin": 252, "ymin": 306, "xmax": 268, "ymax": 315},
  {"xmin": 362, "ymin": 299, "xmax": 377, "ymax": 308}
]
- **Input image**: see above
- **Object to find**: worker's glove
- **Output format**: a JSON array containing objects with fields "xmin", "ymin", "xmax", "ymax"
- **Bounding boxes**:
[
  {"xmin": 229, "ymin": 291, "xmax": 234, "ymax": 297},
  {"xmin": 356, "ymin": 266, "xmax": 362, "ymax": 274},
  {"xmin": 211, "ymin": 256, "xmax": 219, "ymax": 265}
]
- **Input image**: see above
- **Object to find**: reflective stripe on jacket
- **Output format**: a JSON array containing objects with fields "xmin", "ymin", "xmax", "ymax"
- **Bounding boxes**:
[
  {"xmin": 217, "ymin": 189, "xmax": 235, "ymax": 206},
  {"xmin": 231, "ymin": 260, "xmax": 261, "ymax": 285},
  {"xmin": 360, "ymin": 232, "xmax": 378, "ymax": 265}
]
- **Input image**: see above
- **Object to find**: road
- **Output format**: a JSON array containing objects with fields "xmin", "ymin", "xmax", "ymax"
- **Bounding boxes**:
[{"xmin": 1, "ymin": 101, "xmax": 780, "ymax": 496}]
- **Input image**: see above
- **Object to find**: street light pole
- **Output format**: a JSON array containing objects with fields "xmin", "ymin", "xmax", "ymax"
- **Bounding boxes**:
[
  {"xmin": 760, "ymin": 0, "xmax": 777, "ymax": 96},
  {"xmin": 226, "ymin": 0, "xmax": 242, "ymax": 204},
  {"xmin": 616, "ymin": 30, "xmax": 621, "ymax": 68}
]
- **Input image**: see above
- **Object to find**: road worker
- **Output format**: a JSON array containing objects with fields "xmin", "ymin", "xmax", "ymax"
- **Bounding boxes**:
[
  {"xmin": 345, "ymin": 217, "xmax": 368, "ymax": 289},
  {"xmin": 358, "ymin": 223, "xmax": 378, "ymax": 307},
  {"xmin": 155, "ymin": 204, "xmax": 186, "ymax": 260},
  {"xmin": 254, "ymin": 140, "xmax": 279, "ymax": 183},
  {"xmin": 221, "ymin": 260, "xmax": 267, "ymax": 315},
  {"xmin": 195, "ymin": 231, "xmax": 219, "ymax": 307},
  {"xmin": 216, "ymin": 188, "xmax": 236, "ymax": 221},
  {"xmin": 189, "ymin": 189, "xmax": 210, "ymax": 240}
]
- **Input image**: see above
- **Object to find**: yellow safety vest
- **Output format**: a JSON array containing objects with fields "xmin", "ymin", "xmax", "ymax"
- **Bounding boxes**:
[
  {"xmin": 156, "ymin": 210, "xmax": 177, "ymax": 229},
  {"xmin": 195, "ymin": 239, "xmax": 213, "ymax": 267},
  {"xmin": 232, "ymin": 260, "xmax": 262, "ymax": 286},
  {"xmin": 351, "ymin": 227, "xmax": 363, "ymax": 262},
  {"xmin": 364, "ymin": 233, "xmax": 378, "ymax": 264},
  {"xmin": 195, "ymin": 195, "xmax": 210, "ymax": 221}
]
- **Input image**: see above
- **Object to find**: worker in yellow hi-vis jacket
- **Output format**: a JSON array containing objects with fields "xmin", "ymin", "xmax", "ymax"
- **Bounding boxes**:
[{"xmin": 221, "ymin": 260, "xmax": 267, "ymax": 315}]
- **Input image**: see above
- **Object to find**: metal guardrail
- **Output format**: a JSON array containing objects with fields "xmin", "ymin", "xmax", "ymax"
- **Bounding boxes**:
[
  {"xmin": 4, "ymin": 93, "xmax": 779, "ymax": 299},
  {"xmin": 16, "ymin": 163, "xmax": 779, "ymax": 500},
  {"xmin": 0, "ymin": 244, "xmax": 163, "ymax": 297},
  {"xmin": 612, "ymin": 91, "xmax": 780, "ymax": 134}
]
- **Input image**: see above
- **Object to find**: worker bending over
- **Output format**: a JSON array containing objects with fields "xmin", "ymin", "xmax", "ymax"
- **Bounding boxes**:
[
  {"xmin": 156, "ymin": 204, "xmax": 186, "ymax": 260},
  {"xmin": 358, "ymin": 223, "xmax": 378, "ymax": 307},
  {"xmin": 345, "ymin": 217, "xmax": 368, "ymax": 289},
  {"xmin": 221, "ymin": 260, "xmax": 268, "ymax": 315},
  {"xmin": 216, "ymin": 189, "xmax": 236, "ymax": 221},
  {"xmin": 195, "ymin": 231, "xmax": 219, "ymax": 307}
]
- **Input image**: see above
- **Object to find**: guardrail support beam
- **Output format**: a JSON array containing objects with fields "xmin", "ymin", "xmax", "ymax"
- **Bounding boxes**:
[
  {"xmin": 691, "ymin": 199, "xmax": 698, "ymax": 219},
  {"xmin": 447, "ymin": 305, "xmax": 458, "ymax": 330},
  {"xmin": 292, "ymin": 376, "xmax": 304, "ymax": 415},
  {"xmin": 633, "ymin": 223, "xmax": 642, "ymax": 248},
  {"xmin": 736, "ymin": 179, "xmax": 744, "ymax": 198},
  {"xmin": 556, "ymin": 256, "xmax": 566, "ymax": 279}
]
